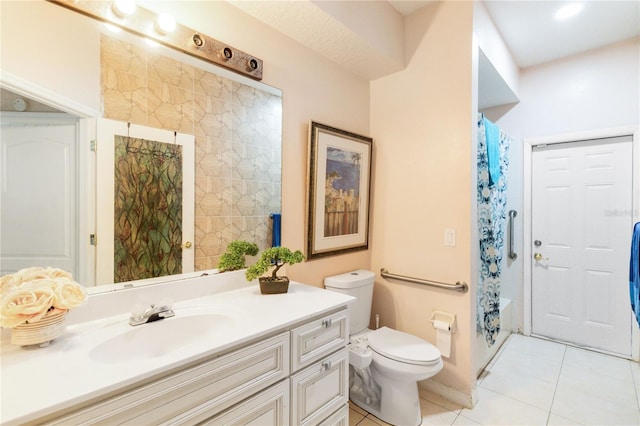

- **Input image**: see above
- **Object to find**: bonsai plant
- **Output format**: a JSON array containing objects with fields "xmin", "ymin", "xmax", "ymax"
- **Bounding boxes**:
[
  {"xmin": 245, "ymin": 247, "xmax": 304, "ymax": 294},
  {"xmin": 217, "ymin": 240, "xmax": 259, "ymax": 272}
]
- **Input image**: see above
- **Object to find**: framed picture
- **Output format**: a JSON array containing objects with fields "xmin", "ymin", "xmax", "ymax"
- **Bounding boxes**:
[{"xmin": 306, "ymin": 121, "xmax": 373, "ymax": 259}]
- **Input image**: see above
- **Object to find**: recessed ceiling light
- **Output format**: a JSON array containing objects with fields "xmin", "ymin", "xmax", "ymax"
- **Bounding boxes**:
[{"xmin": 554, "ymin": 3, "xmax": 584, "ymax": 20}]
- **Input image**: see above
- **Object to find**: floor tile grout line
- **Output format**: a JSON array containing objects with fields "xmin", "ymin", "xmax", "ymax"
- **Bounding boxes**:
[
  {"xmin": 545, "ymin": 343, "xmax": 567, "ymax": 425},
  {"xmin": 419, "ymin": 394, "xmax": 464, "ymax": 416}
]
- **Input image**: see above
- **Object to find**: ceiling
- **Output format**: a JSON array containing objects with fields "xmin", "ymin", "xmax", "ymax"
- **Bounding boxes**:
[
  {"xmin": 390, "ymin": 0, "xmax": 640, "ymax": 69},
  {"xmin": 231, "ymin": 0, "xmax": 639, "ymax": 80},
  {"xmin": 231, "ymin": 0, "xmax": 637, "ymax": 109},
  {"xmin": 6, "ymin": 1, "xmax": 638, "ymax": 113}
]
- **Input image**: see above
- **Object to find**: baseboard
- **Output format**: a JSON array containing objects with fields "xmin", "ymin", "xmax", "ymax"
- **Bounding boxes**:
[{"xmin": 418, "ymin": 379, "xmax": 478, "ymax": 409}]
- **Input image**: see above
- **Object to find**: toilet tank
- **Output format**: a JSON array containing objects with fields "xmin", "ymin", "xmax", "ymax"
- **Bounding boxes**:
[{"xmin": 324, "ymin": 270, "xmax": 375, "ymax": 335}]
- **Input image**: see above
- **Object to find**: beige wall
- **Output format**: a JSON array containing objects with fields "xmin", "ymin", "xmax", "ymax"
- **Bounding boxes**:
[
  {"xmin": 370, "ymin": 1, "xmax": 476, "ymax": 396},
  {"xmin": 2, "ymin": 0, "xmax": 479, "ymax": 399},
  {"xmin": 0, "ymin": 1, "xmax": 102, "ymax": 113},
  {"xmin": 0, "ymin": 0, "xmax": 372, "ymax": 287}
]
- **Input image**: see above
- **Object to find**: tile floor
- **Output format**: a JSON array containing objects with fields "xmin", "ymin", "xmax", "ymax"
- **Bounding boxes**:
[{"xmin": 348, "ymin": 334, "xmax": 640, "ymax": 426}]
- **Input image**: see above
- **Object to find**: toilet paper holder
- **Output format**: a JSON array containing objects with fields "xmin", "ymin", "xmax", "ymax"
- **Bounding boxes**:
[{"xmin": 429, "ymin": 310, "xmax": 456, "ymax": 333}]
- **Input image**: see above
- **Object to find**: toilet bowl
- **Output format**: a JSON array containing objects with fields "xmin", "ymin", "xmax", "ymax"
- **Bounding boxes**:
[
  {"xmin": 324, "ymin": 270, "xmax": 444, "ymax": 426},
  {"xmin": 350, "ymin": 327, "xmax": 443, "ymax": 426}
]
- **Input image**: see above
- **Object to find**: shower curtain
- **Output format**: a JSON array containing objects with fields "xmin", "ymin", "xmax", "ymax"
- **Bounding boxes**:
[{"xmin": 477, "ymin": 114, "xmax": 510, "ymax": 347}]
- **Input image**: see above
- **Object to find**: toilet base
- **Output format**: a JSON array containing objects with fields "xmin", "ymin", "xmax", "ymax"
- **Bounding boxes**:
[{"xmin": 349, "ymin": 364, "xmax": 422, "ymax": 426}]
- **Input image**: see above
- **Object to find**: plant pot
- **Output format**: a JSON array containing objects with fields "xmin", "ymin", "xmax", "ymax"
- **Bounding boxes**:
[
  {"xmin": 11, "ymin": 310, "xmax": 68, "ymax": 347},
  {"xmin": 259, "ymin": 276, "xmax": 289, "ymax": 294}
]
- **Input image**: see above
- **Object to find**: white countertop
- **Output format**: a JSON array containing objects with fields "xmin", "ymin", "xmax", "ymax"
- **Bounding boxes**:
[{"xmin": 0, "ymin": 282, "xmax": 353, "ymax": 425}]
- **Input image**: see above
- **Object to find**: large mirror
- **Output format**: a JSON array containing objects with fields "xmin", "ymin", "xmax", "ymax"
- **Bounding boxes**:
[{"xmin": 0, "ymin": 2, "xmax": 282, "ymax": 291}]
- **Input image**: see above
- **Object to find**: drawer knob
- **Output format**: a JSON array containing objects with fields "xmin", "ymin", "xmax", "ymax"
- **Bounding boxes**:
[
  {"xmin": 322, "ymin": 318, "xmax": 332, "ymax": 328},
  {"xmin": 322, "ymin": 361, "xmax": 332, "ymax": 371}
]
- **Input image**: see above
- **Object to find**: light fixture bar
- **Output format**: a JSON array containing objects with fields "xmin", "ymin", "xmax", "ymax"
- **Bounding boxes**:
[{"xmin": 47, "ymin": 0, "xmax": 263, "ymax": 80}]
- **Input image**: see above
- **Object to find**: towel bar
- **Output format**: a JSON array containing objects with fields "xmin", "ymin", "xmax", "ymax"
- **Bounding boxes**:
[{"xmin": 380, "ymin": 268, "xmax": 468, "ymax": 293}]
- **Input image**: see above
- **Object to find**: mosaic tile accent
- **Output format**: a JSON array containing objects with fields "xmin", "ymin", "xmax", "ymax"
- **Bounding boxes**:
[{"xmin": 101, "ymin": 34, "xmax": 281, "ymax": 273}]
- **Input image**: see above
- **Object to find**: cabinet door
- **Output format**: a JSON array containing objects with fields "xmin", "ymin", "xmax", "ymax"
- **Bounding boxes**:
[
  {"xmin": 201, "ymin": 380, "xmax": 290, "ymax": 426},
  {"xmin": 291, "ymin": 348, "xmax": 348, "ymax": 426},
  {"xmin": 291, "ymin": 310, "xmax": 348, "ymax": 371}
]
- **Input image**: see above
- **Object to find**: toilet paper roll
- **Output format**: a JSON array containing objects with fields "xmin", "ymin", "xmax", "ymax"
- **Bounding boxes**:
[
  {"xmin": 432, "ymin": 320, "xmax": 451, "ymax": 358},
  {"xmin": 432, "ymin": 320, "xmax": 451, "ymax": 331}
]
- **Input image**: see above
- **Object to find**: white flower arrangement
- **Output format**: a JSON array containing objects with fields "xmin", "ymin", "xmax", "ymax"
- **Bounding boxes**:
[{"xmin": 0, "ymin": 267, "xmax": 87, "ymax": 328}]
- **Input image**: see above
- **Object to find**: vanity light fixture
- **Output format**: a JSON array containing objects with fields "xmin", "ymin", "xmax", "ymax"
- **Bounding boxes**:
[
  {"xmin": 104, "ymin": 22, "xmax": 122, "ymax": 33},
  {"xmin": 145, "ymin": 38, "xmax": 159, "ymax": 48},
  {"xmin": 192, "ymin": 34, "xmax": 205, "ymax": 48},
  {"xmin": 554, "ymin": 2, "xmax": 584, "ymax": 20},
  {"xmin": 48, "ymin": 0, "xmax": 264, "ymax": 80}
]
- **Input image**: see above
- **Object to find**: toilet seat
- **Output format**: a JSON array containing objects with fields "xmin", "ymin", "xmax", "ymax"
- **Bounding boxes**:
[{"xmin": 367, "ymin": 326, "xmax": 441, "ymax": 366}]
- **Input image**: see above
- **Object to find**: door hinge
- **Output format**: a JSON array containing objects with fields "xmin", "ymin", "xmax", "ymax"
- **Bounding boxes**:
[
  {"xmin": 90, "ymin": 234, "xmax": 97, "ymax": 246},
  {"xmin": 90, "ymin": 140, "xmax": 97, "ymax": 152}
]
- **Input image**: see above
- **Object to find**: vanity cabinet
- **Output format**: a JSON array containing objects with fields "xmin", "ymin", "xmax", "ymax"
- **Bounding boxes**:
[
  {"xmin": 46, "ymin": 332, "xmax": 290, "ymax": 425},
  {"xmin": 40, "ymin": 308, "xmax": 349, "ymax": 426}
]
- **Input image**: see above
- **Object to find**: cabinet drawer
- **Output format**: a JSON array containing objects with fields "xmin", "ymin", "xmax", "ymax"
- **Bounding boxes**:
[
  {"xmin": 47, "ymin": 332, "xmax": 289, "ymax": 425},
  {"xmin": 291, "ymin": 310, "xmax": 348, "ymax": 371},
  {"xmin": 200, "ymin": 380, "xmax": 290, "ymax": 426},
  {"xmin": 291, "ymin": 348, "xmax": 349, "ymax": 426},
  {"xmin": 318, "ymin": 404, "xmax": 349, "ymax": 426}
]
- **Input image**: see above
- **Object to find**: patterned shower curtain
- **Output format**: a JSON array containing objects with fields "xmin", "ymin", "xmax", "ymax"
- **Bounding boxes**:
[{"xmin": 477, "ymin": 114, "xmax": 510, "ymax": 347}]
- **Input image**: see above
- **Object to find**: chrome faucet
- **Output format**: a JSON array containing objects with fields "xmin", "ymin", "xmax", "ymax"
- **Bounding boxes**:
[{"xmin": 129, "ymin": 304, "xmax": 175, "ymax": 326}]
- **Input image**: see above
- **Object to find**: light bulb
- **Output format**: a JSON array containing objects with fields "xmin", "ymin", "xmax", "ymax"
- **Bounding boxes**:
[
  {"xmin": 155, "ymin": 13, "xmax": 176, "ymax": 35},
  {"xmin": 112, "ymin": 0, "xmax": 136, "ymax": 18}
]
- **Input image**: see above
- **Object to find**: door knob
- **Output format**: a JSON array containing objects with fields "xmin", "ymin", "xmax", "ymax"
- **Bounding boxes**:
[
  {"xmin": 534, "ymin": 252, "xmax": 548, "ymax": 261},
  {"xmin": 182, "ymin": 241, "xmax": 192, "ymax": 249}
]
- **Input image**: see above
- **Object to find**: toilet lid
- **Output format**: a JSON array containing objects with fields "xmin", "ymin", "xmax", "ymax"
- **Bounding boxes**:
[{"xmin": 367, "ymin": 327, "xmax": 441, "ymax": 365}]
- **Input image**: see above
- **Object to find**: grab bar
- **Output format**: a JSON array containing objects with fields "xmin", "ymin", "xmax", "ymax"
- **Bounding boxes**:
[
  {"xmin": 508, "ymin": 210, "xmax": 517, "ymax": 260},
  {"xmin": 380, "ymin": 268, "xmax": 468, "ymax": 293}
]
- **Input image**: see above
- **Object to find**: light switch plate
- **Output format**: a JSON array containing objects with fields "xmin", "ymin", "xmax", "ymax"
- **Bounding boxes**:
[{"xmin": 444, "ymin": 228, "xmax": 456, "ymax": 247}]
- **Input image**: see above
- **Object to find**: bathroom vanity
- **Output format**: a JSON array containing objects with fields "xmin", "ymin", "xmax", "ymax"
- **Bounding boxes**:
[{"xmin": 0, "ymin": 273, "xmax": 353, "ymax": 425}]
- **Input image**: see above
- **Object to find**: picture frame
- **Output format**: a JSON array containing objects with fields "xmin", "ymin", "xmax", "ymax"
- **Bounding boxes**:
[{"xmin": 306, "ymin": 121, "xmax": 373, "ymax": 259}]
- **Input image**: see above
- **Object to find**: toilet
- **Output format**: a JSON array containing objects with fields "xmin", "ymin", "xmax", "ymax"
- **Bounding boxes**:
[{"xmin": 324, "ymin": 270, "xmax": 443, "ymax": 426}]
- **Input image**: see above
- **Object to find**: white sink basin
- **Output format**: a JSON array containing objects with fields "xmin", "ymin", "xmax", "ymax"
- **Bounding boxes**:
[{"xmin": 89, "ymin": 314, "xmax": 234, "ymax": 363}]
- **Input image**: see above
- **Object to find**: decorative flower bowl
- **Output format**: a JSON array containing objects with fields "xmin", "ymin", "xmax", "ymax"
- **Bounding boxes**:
[
  {"xmin": 10, "ymin": 310, "xmax": 68, "ymax": 347},
  {"xmin": 1, "ymin": 267, "xmax": 86, "ymax": 347}
]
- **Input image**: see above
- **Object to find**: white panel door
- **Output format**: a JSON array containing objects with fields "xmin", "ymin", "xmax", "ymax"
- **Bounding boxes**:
[
  {"xmin": 95, "ymin": 119, "xmax": 194, "ymax": 285},
  {"xmin": 531, "ymin": 136, "xmax": 633, "ymax": 356},
  {"xmin": 1, "ymin": 119, "xmax": 77, "ymax": 276}
]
